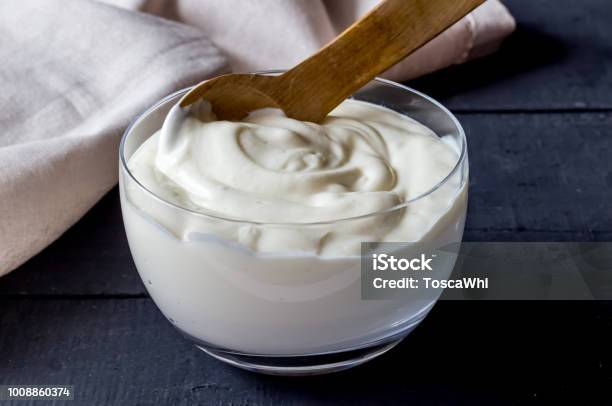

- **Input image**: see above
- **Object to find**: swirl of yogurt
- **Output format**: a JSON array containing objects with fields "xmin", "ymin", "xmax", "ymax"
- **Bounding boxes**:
[
  {"xmin": 133, "ymin": 99, "xmax": 457, "ymax": 223},
  {"xmin": 127, "ymin": 99, "xmax": 464, "ymax": 254}
]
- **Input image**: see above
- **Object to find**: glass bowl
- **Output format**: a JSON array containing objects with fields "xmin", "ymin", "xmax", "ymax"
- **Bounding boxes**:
[{"xmin": 119, "ymin": 72, "xmax": 468, "ymax": 375}]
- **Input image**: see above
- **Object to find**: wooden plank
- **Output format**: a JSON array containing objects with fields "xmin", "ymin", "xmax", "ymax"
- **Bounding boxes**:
[
  {"xmin": 460, "ymin": 112, "xmax": 612, "ymax": 234},
  {"xmin": 408, "ymin": 0, "xmax": 612, "ymax": 111},
  {"xmin": 0, "ymin": 112, "xmax": 610, "ymax": 296},
  {"xmin": 0, "ymin": 299, "xmax": 610, "ymax": 405}
]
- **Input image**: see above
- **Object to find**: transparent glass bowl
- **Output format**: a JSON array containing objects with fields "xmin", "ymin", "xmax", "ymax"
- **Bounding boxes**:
[{"xmin": 119, "ymin": 73, "xmax": 469, "ymax": 375}]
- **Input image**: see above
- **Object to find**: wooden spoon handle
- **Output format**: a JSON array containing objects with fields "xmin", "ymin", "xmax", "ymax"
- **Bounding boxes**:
[{"xmin": 275, "ymin": 0, "xmax": 485, "ymax": 122}]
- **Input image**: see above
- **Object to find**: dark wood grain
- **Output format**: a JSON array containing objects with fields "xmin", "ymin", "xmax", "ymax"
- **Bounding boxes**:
[
  {"xmin": 1, "ymin": 299, "xmax": 610, "ymax": 405},
  {"xmin": 408, "ymin": 0, "xmax": 612, "ymax": 111},
  {"xmin": 462, "ymin": 113, "xmax": 612, "ymax": 234}
]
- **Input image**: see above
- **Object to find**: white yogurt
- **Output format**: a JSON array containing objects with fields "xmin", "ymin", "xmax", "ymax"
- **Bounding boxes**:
[{"xmin": 120, "ymin": 97, "xmax": 468, "ymax": 355}]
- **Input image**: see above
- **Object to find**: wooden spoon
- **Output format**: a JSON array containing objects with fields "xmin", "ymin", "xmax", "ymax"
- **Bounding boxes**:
[{"xmin": 180, "ymin": 0, "xmax": 485, "ymax": 123}]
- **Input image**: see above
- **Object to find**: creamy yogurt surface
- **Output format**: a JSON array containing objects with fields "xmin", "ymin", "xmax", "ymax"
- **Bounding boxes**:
[{"xmin": 127, "ymin": 99, "xmax": 464, "ymax": 255}]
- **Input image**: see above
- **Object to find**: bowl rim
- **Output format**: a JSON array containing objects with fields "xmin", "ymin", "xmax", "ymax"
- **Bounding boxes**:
[{"xmin": 119, "ymin": 71, "xmax": 467, "ymax": 227}]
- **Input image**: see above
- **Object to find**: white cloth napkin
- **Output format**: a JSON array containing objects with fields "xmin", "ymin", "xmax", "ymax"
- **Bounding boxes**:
[{"xmin": 0, "ymin": 0, "xmax": 515, "ymax": 276}]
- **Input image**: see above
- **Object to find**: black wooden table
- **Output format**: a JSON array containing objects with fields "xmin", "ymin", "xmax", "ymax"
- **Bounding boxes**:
[{"xmin": 1, "ymin": 1, "xmax": 611, "ymax": 404}]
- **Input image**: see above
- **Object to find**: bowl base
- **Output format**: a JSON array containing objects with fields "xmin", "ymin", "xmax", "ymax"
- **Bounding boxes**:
[{"xmin": 196, "ymin": 338, "xmax": 403, "ymax": 376}]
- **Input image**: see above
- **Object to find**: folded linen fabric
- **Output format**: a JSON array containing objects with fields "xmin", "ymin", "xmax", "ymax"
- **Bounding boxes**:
[
  {"xmin": 0, "ymin": 0, "xmax": 515, "ymax": 276},
  {"xmin": 0, "ymin": 0, "xmax": 228, "ymax": 276}
]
